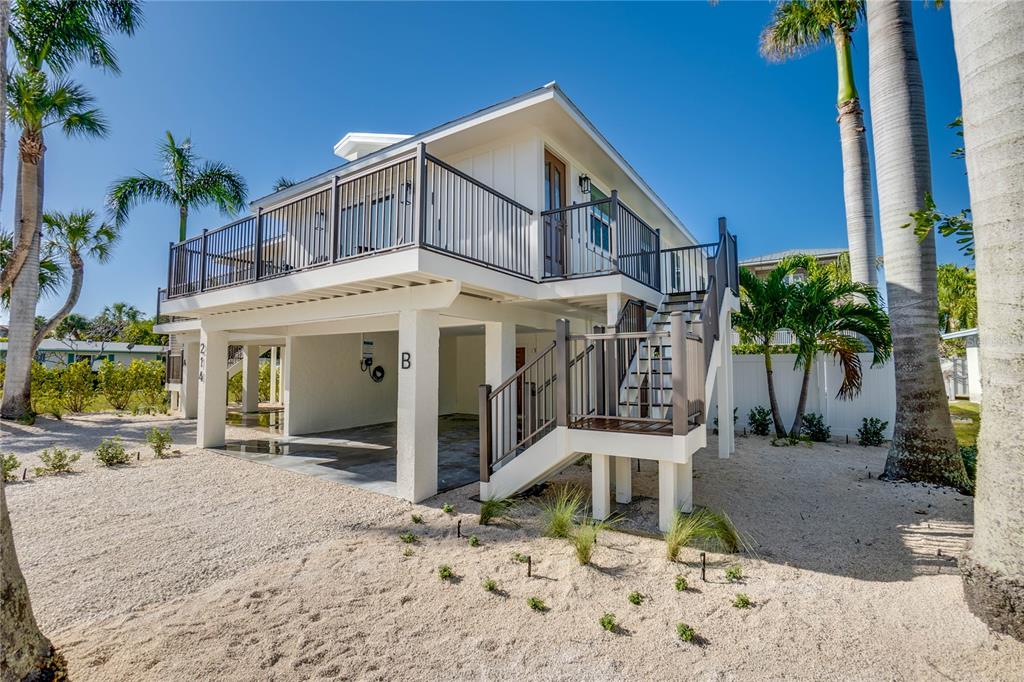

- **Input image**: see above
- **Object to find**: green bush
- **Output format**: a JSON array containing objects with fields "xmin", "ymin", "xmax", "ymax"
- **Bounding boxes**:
[
  {"xmin": 857, "ymin": 417, "xmax": 888, "ymax": 447},
  {"xmin": 748, "ymin": 406, "xmax": 772, "ymax": 436},
  {"xmin": 676, "ymin": 622, "xmax": 696, "ymax": 642},
  {"xmin": 725, "ymin": 565, "xmax": 744, "ymax": 583},
  {"xmin": 801, "ymin": 413, "xmax": 831, "ymax": 442},
  {"xmin": 468, "ymin": 535, "xmax": 480, "ymax": 547},
  {"xmin": 539, "ymin": 485, "xmax": 586, "ymax": 539},
  {"xmin": 98, "ymin": 360, "xmax": 136, "ymax": 411},
  {"xmin": 258, "ymin": 361, "xmax": 279, "ymax": 401},
  {"xmin": 146, "ymin": 427, "xmax": 173, "ymax": 458},
  {"xmin": 511, "ymin": 552, "xmax": 529, "ymax": 564},
  {"xmin": 133, "ymin": 360, "xmax": 168, "ymax": 412},
  {"xmin": 411, "ymin": 513, "xmax": 423, "ymax": 524},
  {"xmin": 62, "ymin": 360, "xmax": 96, "ymax": 413},
  {"xmin": 482, "ymin": 577, "xmax": 498, "ymax": 593},
  {"xmin": 527, "ymin": 597, "xmax": 547, "ymax": 612},
  {"xmin": 733, "ymin": 593, "xmax": 753, "ymax": 608},
  {"xmin": 960, "ymin": 445, "xmax": 978, "ymax": 494},
  {"xmin": 94, "ymin": 436, "xmax": 131, "ymax": 467},
  {"xmin": 599, "ymin": 612, "xmax": 616, "ymax": 632},
  {"xmin": 674, "ymin": 575, "xmax": 688, "ymax": 592},
  {"xmin": 438, "ymin": 564, "xmax": 454, "ymax": 581},
  {"xmin": 441, "ymin": 502, "xmax": 454, "ymax": 514},
  {"xmin": 227, "ymin": 371, "xmax": 243, "ymax": 403},
  {"xmin": 34, "ymin": 448, "xmax": 80, "ymax": 476},
  {"xmin": 30, "ymin": 362, "xmax": 63, "ymax": 418},
  {"xmin": 628, "ymin": 591, "xmax": 644, "ymax": 606},
  {"xmin": 2, "ymin": 453, "xmax": 21, "ymax": 482},
  {"xmin": 399, "ymin": 532, "xmax": 417, "ymax": 544}
]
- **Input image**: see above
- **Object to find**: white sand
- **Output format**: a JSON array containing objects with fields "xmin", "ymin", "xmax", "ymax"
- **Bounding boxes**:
[{"xmin": 4, "ymin": 414, "xmax": 1023, "ymax": 680}]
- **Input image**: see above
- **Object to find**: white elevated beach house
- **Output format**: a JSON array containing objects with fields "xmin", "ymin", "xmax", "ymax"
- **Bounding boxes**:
[{"xmin": 155, "ymin": 83, "xmax": 739, "ymax": 529}]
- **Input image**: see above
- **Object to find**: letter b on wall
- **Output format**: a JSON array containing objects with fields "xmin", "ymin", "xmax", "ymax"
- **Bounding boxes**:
[{"xmin": 401, "ymin": 352, "xmax": 412, "ymax": 370}]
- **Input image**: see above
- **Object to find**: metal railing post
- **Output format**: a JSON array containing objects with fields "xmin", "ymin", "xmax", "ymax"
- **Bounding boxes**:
[
  {"xmin": 199, "ymin": 229, "xmax": 208, "ymax": 292},
  {"xmin": 655, "ymin": 228, "xmax": 662, "ymax": 293},
  {"xmin": 593, "ymin": 325, "xmax": 606, "ymax": 415},
  {"xmin": 254, "ymin": 209, "xmax": 263, "ymax": 281},
  {"xmin": 609, "ymin": 189, "xmax": 620, "ymax": 273},
  {"xmin": 329, "ymin": 175, "xmax": 339, "ymax": 262},
  {"xmin": 479, "ymin": 384, "xmax": 492, "ymax": 483},
  {"xmin": 555, "ymin": 318, "xmax": 570, "ymax": 427},
  {"xmin": 671, "ymin": 311, "xmax": 688, "ymax": 435},
  {"xmin": 413, "ymin": 142, "xmax": 427, "ymax": 245},
  {"xmin": 604, "ymin": 332, "xmax": 618, "ymax": 418}
]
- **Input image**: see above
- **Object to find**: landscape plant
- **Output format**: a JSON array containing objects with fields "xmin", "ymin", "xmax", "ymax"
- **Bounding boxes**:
[
  {"xmin": 665, "ymin": 508, "xmax": 741, "ymax": 560},
  {"xmin": 733, "ymin": 593, "xmax": 753, "ymax": 609},
  {"xmin": 61, "ymin": 360, "xmax": 96, "ymax": 413},
  {"xmin": 98, "ymin": 360, "xmax": 135, "ymax": 410},
  {"xmin": 857, "ymin": 418, "xmax": 888, "ymax": 447},
  {"xmin": 627, "ymin": 591, "xmax": 644, "ymax": 606},
  {"xmin": 33, "ymin": 448, "xmax": 80, "ymax": 476},
  {"xmin": 538, "ymin": 484, "xmax": 586, "ymax": 538},
  {"xmin": 572, "ymin": 516, "xmax": 610, "ymax": 566},
  {"xmin": 399, "ymin": 532, "xmax": 417, "ymax": 544},
  {"xmin": 94, "ymin": 436, "xmax": 130, "ymax": 467},
  {"xmin": 146, "ymin": 427, "xmax": 172, "ymax": 458},
  {"xmin": 479, "ymin": 496, "xmax": 516, "ymax": 526},
  {"xmin": 801, "ymin": 413, "xmax": 831, "ymax": 442},
  {"xmin": 748, "ymin": 406, "xmax": 772, "ymax": 436},
  {"xmin": 2, "ymin": 453, "xmax": 21, "ymax": 482},
  {"xmin": 674, "ymin": 575, "xmax": 688, "ymax": 592},
  {"xmin": 441, "ymin": 502, "xmax": 454, "ymax": 514},
  {"xmin": 133, "ymin": 360, "xmax": 167, "ymax": 412},
  {"xmin": 482, "ymin": 578, "xmax": 497, "ymax": 593},
  {"xmin": 725, "ymin": 565, "xmax": 744, "ymax": 583},
  {"xmin": 599, "ymin": 613, "xmax": 616, "ymax": 632},
  {"xmin": 410, "ymin": 514, "xmax": 423, "ymax": 524},
  {"xmin": 437, "ymin": 565, "xmax": 454, "ymax": 581},
  {"xmin": 468, "ymin": 535, "xmax": 480, "ymax": 547},
  {"xmin": 526, "ymin": 597, "xmax": 547, "ymax": 612},
  {"xmin": 676, "ymin": 622, "xmax": 696, "ymax": 642}
]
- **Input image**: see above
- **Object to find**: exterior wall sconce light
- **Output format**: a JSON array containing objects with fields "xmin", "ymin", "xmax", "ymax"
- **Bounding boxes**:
[{"xmin": 578, "ymin": 174, "xmax": 591, "ymax": 195}]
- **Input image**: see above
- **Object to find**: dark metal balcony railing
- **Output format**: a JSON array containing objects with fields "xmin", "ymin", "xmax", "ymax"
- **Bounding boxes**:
[
  {"xmin": 164, "ymin": 144, "xmax": 535, "ymax": 299},
  {"xmin": 541, "ymin": 190, "xmax": 661, "ymax": 291}
]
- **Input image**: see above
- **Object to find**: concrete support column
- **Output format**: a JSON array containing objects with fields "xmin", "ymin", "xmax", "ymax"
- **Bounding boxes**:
[
  {"xmin": 196, "ymin": 327, "xmax": 228, "ymax": 448},
  {"xmin": 181, "ymin": 341, "xmax": 200, "ymax": 419},
  {"xmin": 269, "ymin": 346, "xmax": 279, "ymax": 404},
  {"xmin": 242, "ymin": 345, "xmax": 260, "ymax": 412},
  {"xmin": 966, "ymin": 339, "xmax": 982, "ymax": 403},
  {"xmin": 281, "ymin": 338, "xmax": 295, "ymax": 437},
  {"xmin": 658, "ymin": 460, "xmax": 693, "ymax": 532},
  {"xmin": 397, "ymin": 309, "xmax": 440, "ymax": 503},
  {"xmin": 615, "ymin": 456, "xmax": 633, "ymax": 504},
  {"xmin": 484, "ymin": 321, "xmax": 516, "ymax": 387},
  {"xmin": 606, "ymin": 292, "xmax": 625, "ymax": 327},
  {"xmin": 592, "ymin": 453, "xmax": 612, "ymax": 521},
  {"xmin": 717, "ymin": 306, "xmax": 735, "ymax": 458}
]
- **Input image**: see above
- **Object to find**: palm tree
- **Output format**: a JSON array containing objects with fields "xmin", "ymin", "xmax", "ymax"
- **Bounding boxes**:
[
  {"xmin": 32, "ymin": 210, "xmax": 119, "ymax": 349},
  {"xmin": 53, "ymin": 311, "xmax": 90, "ymax": 340},
  {"xmin": 108, "ymin": 131, "xmax": 248, "ymax": 242},
  {"xmin": 761, "ymin": 0, "xmax": 877, "ymax": 288},
  {"xmin": 2, "ymin": 3, "xmax": 139, "ymax": 676},
  {"xmin": 936, "ymin": 264, "xmax": 976, "ymax": 334},
  {"xmin": 784, "ymin": 261, "xmax": 892, "ymax": 436},
  {"xmin": 0, "ymin": 231, "xmax": 66, "ymax": 307},
  {"xmin": 867, "ymin": 0, "xmax": 966, "ymax": 488},
  {"xmin": 950, "ymin": 0, "xmax": 1024, "ymax": 641},
  {"xmin": 273, "ymin": 176, "xmax": 297, "ymax": 192},
  {"xmin": 733, "ymin": 262, "xmax": 798, "ymax": 437}
]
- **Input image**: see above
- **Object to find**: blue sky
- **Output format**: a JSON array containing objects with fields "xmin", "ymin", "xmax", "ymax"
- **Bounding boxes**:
[{"xmin": 3, "ymin": 1, "xmax": 970, "ymax": 322}]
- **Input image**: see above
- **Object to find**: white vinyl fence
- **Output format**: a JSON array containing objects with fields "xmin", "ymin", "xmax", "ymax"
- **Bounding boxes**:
[{"xmin": 712, "ymin": 352, "xmax": 896, "ymax": 440}]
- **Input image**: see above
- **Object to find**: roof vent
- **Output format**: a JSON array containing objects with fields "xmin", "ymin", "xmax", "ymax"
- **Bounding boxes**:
[{"xmin": 334, "ymin": 132, "xmax": 412, "ymax": 161}]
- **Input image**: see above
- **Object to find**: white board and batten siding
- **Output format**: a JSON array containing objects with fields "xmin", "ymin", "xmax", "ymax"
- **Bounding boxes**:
[{"xmin": 712, "ymin": 352, "xmax": 896, "ymax": 440}]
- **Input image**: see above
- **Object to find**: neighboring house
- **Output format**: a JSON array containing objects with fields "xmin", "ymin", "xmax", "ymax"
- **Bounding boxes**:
[
  {"xmin": 941, "ymin": 328, "xmax": 981, "ymax": 403},
  {"xmin": 740, "ymin": 247, "xmax": 847, "ymax": 283},
  {"xmin": 0, "ymin": 340, "xmax": 166, "ymax": 370},
  {"xmin": 154, "ymin": 82, "xmax": 740, "ymax": 530}
]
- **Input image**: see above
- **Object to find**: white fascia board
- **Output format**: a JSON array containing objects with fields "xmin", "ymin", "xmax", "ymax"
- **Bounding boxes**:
[
  {"xmin": 567, "ymin": 428, "xmax": 677, "ymax": 462},
  {"xmin": 153, "ymin": 319, "xmax": 200, "ymax": 335},
  {"xmin": 537, "ymin": 274, "xmax": 660, "ymax": 305}
]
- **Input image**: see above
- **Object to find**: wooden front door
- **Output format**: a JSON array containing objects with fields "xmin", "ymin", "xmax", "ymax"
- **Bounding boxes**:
[{"xmin": 543, "ymin": 151, "xmax": 568, "ymax": 276}]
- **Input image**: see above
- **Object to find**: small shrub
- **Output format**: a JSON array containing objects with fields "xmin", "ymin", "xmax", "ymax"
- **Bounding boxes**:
[
  {"xmin": 438, "ymin": 564, "xmax": 454, "ymax": 580},
  {"xmin": 133, "ymin": 360, "xmax": 168, "ymax": 413},
  {"xmin": 512, "ymin": 552, "xmax": 529, "ymax": 564},
  {"xmin": 146, "ymin": 427, "xmax": 173, "ymax": 458},
  {"xmin": 441, "ymin": 502, "xmax": 454, "ymax": 514},
  {"xmin": 479, "ymin": 497, "xmax": 517, "ymax": 526},
  {"xmin": 482, "ymin": 577, "xmax": 497, "ymax": 593},
  {"xmin": 98, "ymin": 360, "xmax": 136, "ymax": 411},
  {"xmin": 2, "ymin": 453, "xmax": 21, "ymax": 482},
  {"xmin": 599, "ymin": 612, "xmax": 616, "ymax": 632},
  {"xmin": 628, "ymin": 591, "xmax": 644, "ymax": 606},
  {"xmin": 539, "ymin": 485, "xmax": 586, "ymax": 538},
  {"xmin": 801, "ymin": 413, "xmax": 831, "ymax": 442},
  {"xmin": 62, "ymin": 360, "xmax": 97, "ymax": 413},
  {"xmin": 34, "ymin": 448, "xmax": 80, "ymax": 476},
  {"xmin": 402, "ymin": 547, "xmax": 414, "ymax": 557},
  {"xmin": 527, "ymin": 597, "xmax": 547, "ymax": 612},
  {"xmin": 733, "ymin": 593, "xmax": 753, "ymax": 608},
  {"xmin": 674, "ymin": 575, "xmax": 688, "ymax": 592},
  {"xmin": 676, "ymin": 622, "xmax": 696, "ymax": 642},
  {"xmin": 399, "ymin": 532, "xmax": 417, "ymax": 544},
  {"xmin": 468, "ymin": 535, "xmax": 480, "ymax": 547},
  {"xmin": 748, "ymin": 406, "xmax": 772, "ymax": 436},
  {"xmin": 725, "ymin": 565, "xmax": 744, "ymax": 583},
  {"xmin": 411, "ymin": 514, "xmax": 423, "ymax": 524},
  {"xmin": 857, "ymin": 417, "xmax": 888, "ymax": 447},
  {"xmin": 94, "ymin": 436, "xmax": 131, "ymax": 467},
  {"xmin": 572, "ymin": 518, "xmax": 601, "ymax": 565},
  {"xmin": 960, "ymin": 445, "xmax": 977, "ymax": 494},
  {"xmin": 665, "ymin": 508, "xmax": 741, "ymax": 560}
]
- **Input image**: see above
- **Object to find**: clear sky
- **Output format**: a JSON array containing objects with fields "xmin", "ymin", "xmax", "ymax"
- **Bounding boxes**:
[{"xmin": 2, "ymin": 0, "xmax": 971, "ymax": 323}]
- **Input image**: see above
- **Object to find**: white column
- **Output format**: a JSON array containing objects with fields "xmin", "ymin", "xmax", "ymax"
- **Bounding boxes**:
[
  {"xmin": 592, "ymin": 453, "xmax": 612, "ymax": 520},
  {"xmin": 718, "ymin": 306, "xmax": 735, "ymax": 458},
  {"xmin": 484, "ymin": 321, "xmax": 516, "ymax": 387},
  {"xmin": 196, "ymin": 326, "xmax": 228, "ymax": 448},
  {"xmin": 181, "ymin": 341, "xmax": 200, "ymax": 420},
  {"xmin": 241, "ymin": 345, "xmax": 260, "ymax": 412},
  {"xmin": 615, "ymin": 457, "xmax": 632, "ymax": 504},
  {"xmin": 966, "ymin": 339, "xmax": 982, "ymax": 403},
  {"xmin": 605, "ymin": 293, "xmax": 625, "ymax": 327},
  {"xmin": 676, "ymin": 460, "xmax": 693, "ymax": 514},
  {"xmin": 281, "ymin": 338, "xmax": 294, "ymax": 436},
  {"xmin": 397, "ymin": 309, "xmax": 440, "ymax": 502},
  {"xmin": 658, "ymin": 460, "xmax": 694, "ymax": 532},
  {"xmin": 269, "ymin": 346, "xmax": 279, "ymax": 404}
]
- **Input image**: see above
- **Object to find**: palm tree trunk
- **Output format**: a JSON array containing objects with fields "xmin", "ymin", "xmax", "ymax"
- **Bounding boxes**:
[
  {"xmin": 790, "ymin": 355, "xmax": 814, "ymax": 437},
  {"xmin": 32, "ymin": 254, "xmax": 83, "ymax": 350},
  {"xmin": 867, "ymin": 0, "xmax": 966, "ymax": 488},
  {"xmin": 835, "ymin": 31, "xmax": 877, "ymax": 288},
  {"xmin": 951, "ymin": 0, "xmax": 1024, "ymax": 641},
  {"xmin": 763, "ymin": 346, "xmax": 787, "ymax": 437},
  {"xmin": 179, "ymin": 204, "xmax": 188, "ymax": 243},
  {"xmin": 1, "ymin": 145, "xmax": 44, "ymax": 420}
]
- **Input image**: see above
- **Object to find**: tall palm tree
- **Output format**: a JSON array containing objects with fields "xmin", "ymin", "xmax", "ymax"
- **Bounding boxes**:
[
  {"xmin": 32, "ymin": 210, "xmax": 119, "ymax": 349},
  {"xmin": 0, "ymin": 231, "xmax": 66, "ymax": 307},
  {"xmin": 0, "ymin": 72, "xmax": 108, "ymax": 420},
  {"xmin": 53, "ymin": 311, "xmax": 90, "ymax": 340},
  {"xmin": 761, "ymin": 0, "xmax": 877, "ymax": 288},
  {"xmin": 2, "ymin": 3, "xmax": 139, "ymax": 676},
  {"xmin": 867, "ymin": 0, "xmax": 966, "ymax": 488},
  {"xmin": 733, "ymin": 262, "xmax": 798, "ymax": 437},
  {"xmin": 784, "ymin": 261, "xmax": 892, "ymax": 436},
  {"xmin": 950, "ymin": 0, "xmax": 1024, "ymax": 641},
  {"xmin": 108, "ymin": 131, "xmax": 248, "ymax": 242}
]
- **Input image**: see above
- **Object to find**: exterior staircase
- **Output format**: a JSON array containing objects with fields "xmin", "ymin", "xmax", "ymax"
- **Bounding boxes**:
[{"xmin": 478, "ymin": 228, "xmax": 739, "ymax": 502}]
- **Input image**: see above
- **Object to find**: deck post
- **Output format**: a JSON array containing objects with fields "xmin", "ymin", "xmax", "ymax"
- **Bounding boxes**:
[
  {"xmin": 671, "ymin": 311, "xmax": 688, "ymax": 436},
  {"xmin": 555, "ymin": 318, "xmax": 570, "ymax": 427},
  {"xmin": 254, "ymin": 208, "xmax": 263, "ymax": 281},
  {"xmin": 609, "ymin": 189, "xmax": 620, "ymax": 273},
  {"xmin": 199, "ymin": 229, "xmax": 208, "ymax": 292},
  {"xmin": 592, "ymin": 453, "xmax": 612, "ymax": 520},
  {"xmin": 329, "ymin": 176, "xmax": 339, "ymax": 262},
  {"xmin": 413, "ymin": 142, "xmax": 427, "ymax": 245},
  {"xmin": 479, "ymin": 384, "xmax": 492, "ymax": 484}
]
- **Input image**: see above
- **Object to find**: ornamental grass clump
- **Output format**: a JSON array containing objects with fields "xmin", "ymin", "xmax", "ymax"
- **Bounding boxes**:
[
  {"xmin": 539, "ymin": 484, "xmax": 586, "ymax": 538},
  {"xmin": 479, "ymin": 496, "xmax": 517, "ymax": 526},
  {"xmin": 482, "ymin": 577, "xmax": 498, "ymax": 593},
  {"xmin": 664, "ymin": 508, "xmax": 741, "ymax": 560}
]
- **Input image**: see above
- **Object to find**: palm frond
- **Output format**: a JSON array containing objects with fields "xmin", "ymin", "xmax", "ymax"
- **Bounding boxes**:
[
  {"xmin": 760, "ymin": 0, "xmax": 831, "ymax": 62},
  {"xmin": 106, "ymin": 174, "xmax": 177, "ymax": 226},
  {"xmin": 187, "ymin": 161, "xmax": 249, "ymax": 216}
]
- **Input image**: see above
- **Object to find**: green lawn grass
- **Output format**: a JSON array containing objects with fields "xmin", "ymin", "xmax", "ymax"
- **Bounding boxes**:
[{"xmin": 950, "ymin": 401, "xmax": 980, "ymax": 447}]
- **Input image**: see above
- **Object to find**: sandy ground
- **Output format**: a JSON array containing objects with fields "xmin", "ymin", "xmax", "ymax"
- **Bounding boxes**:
[{"xmin": 3, "ymin": 413, "xmax": 1023, "ymax": 681}]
